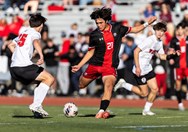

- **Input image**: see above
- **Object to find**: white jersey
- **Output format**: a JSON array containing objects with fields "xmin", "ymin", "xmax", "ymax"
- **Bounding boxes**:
[
  {"xmin": 11, "ymin": 28, "xmax": 41, "ymax": 67},
  {"xmin": 132, "ymin": 35, "xmax": 164, "ymax": 76}
]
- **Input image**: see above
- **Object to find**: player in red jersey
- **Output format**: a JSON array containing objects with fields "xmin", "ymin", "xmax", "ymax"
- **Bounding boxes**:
[
  {"xmin": 169, "ymin": 22, "xmax": 188, "ymax": 111},
  {"xmin": 72, "ymin": 7, "xmax": 156, "ymax": 119}
]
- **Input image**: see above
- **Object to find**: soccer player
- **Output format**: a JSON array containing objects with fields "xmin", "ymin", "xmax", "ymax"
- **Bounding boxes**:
[
  {"xmin": 114, "ymin": 22, "xmax": 180, "ymax": 115},
  {"xmin": 7, "ymin": 14, "xmax": 54, "ymax": 118},
  {"xmin": 169, "ymin": 22, "xmax": 188, "ymax": 111},
  {"xmin": 71, "ymin": 7, "xmax": 156, "ymax": 119}
]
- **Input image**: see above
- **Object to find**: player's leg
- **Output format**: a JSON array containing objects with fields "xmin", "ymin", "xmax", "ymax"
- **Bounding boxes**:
[
  {"xmin": 174, "ymin": 68, "xmax": 184, "ymax": 111},
  {"xmin": 114, "ymin": 69, "xmax": 149, "ymax": 97},
  {"xmin": 79, "ymin": 75, "xmax": 93, "ymax": 88},
  {"xmin": 78, "ymin": 64, "xmax": 98, "ymax": 95},
  {"xmin": 175, "ymin": 79, "xmax": 184, "ymax": 111},
  {"xmin": 114, "ymin": 79, "xmax": 149, "ymax": 97},
  {"xmin": 95, "ymin": 75, "xmax": 116, "ymax": 119},
  {"xmin": 142, "ymin": 77, "xmax": 158, "ymax": 115},
  {"xmin": 30, "ymin": 69, "xmax": 54, "ymax": 116}
]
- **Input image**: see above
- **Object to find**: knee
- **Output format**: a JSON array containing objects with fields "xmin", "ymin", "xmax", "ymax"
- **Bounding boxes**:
[
  {"xmin": 140, "ymin": 92, "xmax": 149, "ymax": 97},
  {"xmin": 79, "ymin": 82, "xmax": 86, "ymax": 89},
  {"xmin": 151, "ymin": 87, "xmax": 159, "ymax": 94},
  {"xmin": 47, "ymin": 74, "xmax": 55, "ymax": 86}
]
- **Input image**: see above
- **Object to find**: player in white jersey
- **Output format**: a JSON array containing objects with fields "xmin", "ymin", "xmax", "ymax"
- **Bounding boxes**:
[
  {"xmin": 8, "ymin": 14, "xmax": 54, "ymax": 118},
  {"xmin": 114, "ymin": 22, "xmax": 180, "ymax": 115}
]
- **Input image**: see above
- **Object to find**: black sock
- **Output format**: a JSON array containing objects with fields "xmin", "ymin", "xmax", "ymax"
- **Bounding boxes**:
[
  {"xmin": 99, "ymin": 100, "xmax": 110, "ymax": 111},
  {"xmin": 175, "ymin": 90, "xmax": 182, "ymax": 103}
]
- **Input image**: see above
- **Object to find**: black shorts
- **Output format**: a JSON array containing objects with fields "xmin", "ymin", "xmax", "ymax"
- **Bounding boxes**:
[
  {"xmin": 10, "ymin": 64, "xmax": 44, "ymax": 85},
  {"xmin": 133, "ymin": 70, "xmax": 156, "ymax": 85},
  {"xmin": 124, "ymin": 69, "xmax": 138, "ymax": 86}
]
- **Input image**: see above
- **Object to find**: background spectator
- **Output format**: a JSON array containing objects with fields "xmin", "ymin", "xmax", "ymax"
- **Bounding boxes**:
[{"xmin": 24, "ymin": 0, "xmax": 40, "ymax": 15}]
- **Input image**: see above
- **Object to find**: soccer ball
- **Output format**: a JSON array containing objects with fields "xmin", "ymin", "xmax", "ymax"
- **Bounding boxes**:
[{"xmin": 63, "ymin": 102, "xmax": 78, "ymax": 117}]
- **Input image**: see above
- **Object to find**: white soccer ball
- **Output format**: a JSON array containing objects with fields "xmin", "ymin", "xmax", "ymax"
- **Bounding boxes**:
[{"xmin": 63, "ymin": 102, "xmax": 78, "ymax": 117}]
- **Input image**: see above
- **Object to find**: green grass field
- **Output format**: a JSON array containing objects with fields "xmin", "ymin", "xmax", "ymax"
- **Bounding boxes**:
[{"xmin": 0, "ymin": 105, "xmax": 188, "ymax": 132}]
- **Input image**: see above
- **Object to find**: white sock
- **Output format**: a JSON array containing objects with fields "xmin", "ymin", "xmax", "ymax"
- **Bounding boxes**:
[
  {"xmin": 122, "ymin": 82, "xmax": 133, "ymax": 91},
  {"xmin": 98, "ymin": 109, "xmax": 104, "ymax": 113},
  {"xmin": 178, "ymin": 103, "xmax": 184, "ymax": 107},
  {"xmin": 144, "ymin": 102, "xmax": 153, "ymax": 111},
  {"xmin": 33, "ymin": 83, "xmax": 50, "ymax": 107}
]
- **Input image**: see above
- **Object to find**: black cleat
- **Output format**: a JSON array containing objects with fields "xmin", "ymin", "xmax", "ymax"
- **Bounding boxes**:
[{"xmin": 32, "ymin": 111, "xmax": 44, "ymax": 119}]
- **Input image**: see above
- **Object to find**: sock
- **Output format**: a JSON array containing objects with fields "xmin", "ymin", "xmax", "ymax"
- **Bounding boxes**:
[
  {"xmin": 122, "ymin": 82, "xmax": 133, "ymax": 91},
  {"xmin": 99, "ymin": 100, "xmax": 110, "ymax": 111},
  {"xmin": 144, "ymin": 102, "xmax": 153, "ymax": 111},
  {"xmin": 33, "ymin": 83, "xmax": 50, "ymax": 107},
  {"xmin": 98, "ymin": 109, "xmax": 105, "ymax": 113},
  {"xmin": 175, "ymin": 90, "xmax": 182, "ymax": 103},
  {"xmin": 178, "ymin": 102, "xmax": 184, "ymax": 107}
]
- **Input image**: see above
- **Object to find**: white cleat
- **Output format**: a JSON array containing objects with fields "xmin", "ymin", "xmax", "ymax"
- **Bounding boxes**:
[
  {"xmin": 178, "ymin": 103, "xmax": 185, "ymax": 111},
  {"xmin": 114, "ymin": 78, "xmax": 126, "ymax": 92},
  {"xmin": 142, "ymin": 110, "xmax": 156, "ymax": 116},
  {"xmin": 29, "ymin": 104, "xmax": 49, "ymax": 116}
]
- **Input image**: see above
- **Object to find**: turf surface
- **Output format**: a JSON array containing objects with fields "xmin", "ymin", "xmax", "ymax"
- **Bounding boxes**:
[{"xmin": 0, "ymin": 105, "xmax": 188, "ymax": 132}]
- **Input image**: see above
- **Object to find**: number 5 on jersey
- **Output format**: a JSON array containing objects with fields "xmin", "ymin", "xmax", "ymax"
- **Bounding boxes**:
[{"xmin": 18, "ymin": 34, "xmax": 28, "ymax": 47}]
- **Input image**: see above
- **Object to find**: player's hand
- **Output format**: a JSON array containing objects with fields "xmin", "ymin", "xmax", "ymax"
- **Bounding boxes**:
[
  {"xmin": 147, "ymin": 16, "xmax": 157, "ymax": 25},
  {"xmin": 121, "ymin": 54, "xmax": 128, "ymax": 61},
  {"xmin": 176, "ymin": 50, "xmax": 181, "ymax": 56},
  {"xmin": 135, "ymin": 67, "xmax": 141, "ymax": 77},
  {"xmin": 37, "ymin": 58, "xmax": 44, "ymax": 65},
  {"xmin": 71, "ymin": 65, "xmax": 80, "ymax": 73},
  {"xmin": 54, "ymin": 52, "xmax": 59, "ymax": 56}
]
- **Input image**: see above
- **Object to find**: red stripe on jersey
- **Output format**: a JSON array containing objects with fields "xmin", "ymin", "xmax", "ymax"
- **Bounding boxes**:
[
  {"xmin": 179, "ymin": 38, "xmax": 186, "ymax": 68},
  {"xmin": 102, "ymin": 26, "xmax": 114, "ymax": 67},
  {"xmin": 127, "ymin": 27, "xmax": 132, "ymax": 34},
  {"xmin": 88, "ymin": 47, "xmax": 95, "ymax": 51}
]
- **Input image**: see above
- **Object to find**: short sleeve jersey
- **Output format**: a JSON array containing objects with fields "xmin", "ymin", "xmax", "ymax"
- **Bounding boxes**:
[
  {"xmin": 88, "ymin": 23, "xmax": 131, "ymax": 68},
  {"xmin": 132, "ymin": 34, "xmax": 164, "ymax": 75},
  {"xmin": 11, "ymin": 28, "xmax": 41, "ymax": 67}
]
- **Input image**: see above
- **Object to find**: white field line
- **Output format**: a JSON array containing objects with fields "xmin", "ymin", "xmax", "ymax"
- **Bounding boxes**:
[
  {"xmin": 157, "ymin": 116, "xmax": 184, "ymax": 119},
  {"xmin": 0, "ymin": 121, "xmax": 55, "ymax": 125},
  {"xmin": 114, "ymin": 124, "xmax": 188, "ymax": 129}
]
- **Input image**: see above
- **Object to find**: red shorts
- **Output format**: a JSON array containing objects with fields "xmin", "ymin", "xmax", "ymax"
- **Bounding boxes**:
[
  {"xmin": 174, "ymin": 68, "xmax": 188, "ymax": 80},
  {"xmin": 83, "ymin": 65, "xmax": 117, "ymax": 79}
]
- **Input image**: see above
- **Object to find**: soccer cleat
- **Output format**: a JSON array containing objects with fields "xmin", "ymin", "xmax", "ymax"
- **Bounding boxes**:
[
  {"xmin": 178, "ymin": 103, "xmax": 185, "ymax": 111},
  {"xmin": 114, "ymin": 78, "xmax": 126, "ymax": 92},
  {"xmin": 32, "ymin": 111, "xmax": 44, "ymax": 119},
  {"xmin": 102, "ymin": 111, "xmax": 110, "ymax": 119},
  {"xmin": 95, "ymin": 111, "xmax": 104, "ymax": 119},
  {"xmin": 29, "ymin": 104, "xmax": 49, "ymax": 117},
  {"xmin": 142, "ymin": 110, "xmax": 156, "ymax": 116},
  {"xmin": 95, "ymin": 110, "xmax": 110, "ymax": 119}
]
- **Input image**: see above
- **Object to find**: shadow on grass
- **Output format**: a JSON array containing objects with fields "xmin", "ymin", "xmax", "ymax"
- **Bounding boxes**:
[
  {"xmin": 12, "ymin": 115, "xmax": 52, "ymax": 119},
  {"xmin": 128, "ymin": 113, "xmax": 142, "ymax": 115},
  {"xmin": 78, "ymin": 114, "xmax": 116, "ymax": 118},
  {"xmin": 164, "ymin": 108, "xmax": 179, "ymax": 111}
]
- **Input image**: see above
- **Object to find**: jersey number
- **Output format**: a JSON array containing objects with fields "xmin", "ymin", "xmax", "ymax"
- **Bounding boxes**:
[
  {"xmin": 107, "ymin": 42, "xmax": 113, "ymax": 50},
  {"xmin": 18, "ymin": 34, "xmax": 28, "ymax": 47}
]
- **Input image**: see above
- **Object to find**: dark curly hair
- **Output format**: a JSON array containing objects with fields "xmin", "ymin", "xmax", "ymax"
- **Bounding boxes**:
[
  {"xmin": 153, "ymin": 22, "xmax": 167, "ymax": 32},
  {"xmin": 90, "ymin": 7, "xmax": 112, "ymax": 21},
  {"xmin": 29, "ymin": 13, "xmax": 46, "ymax": 28}
]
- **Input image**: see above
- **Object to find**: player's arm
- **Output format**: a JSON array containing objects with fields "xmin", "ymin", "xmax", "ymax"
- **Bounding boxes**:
[
  {"xmin": 157, "ymin": 50, "xmax": 180, "ymax": 60},
  {"xmin": 157, "ymin": 54, "xmax": 167, "ymax": 60},
  {"xmin": 33, "ymin": 39, "xmax": 44, "ymax": 65},
  {"xmin": 130, "ymin": 16, "xmax": 157, "ymax": 33},
  {"xmin": 71, "ymin": 48, "xmax": 95, "ymax": 73},
  {"xmin": 7, "ymin": 40, "xmax": 16, "ymax": 53},
  {"xmin": 156, "ymin": 45, "xmax": 180, "ymax": 60},
  {"xmin": 134, "ymin": 47, "xmax": 141, "ymax": 76}
]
